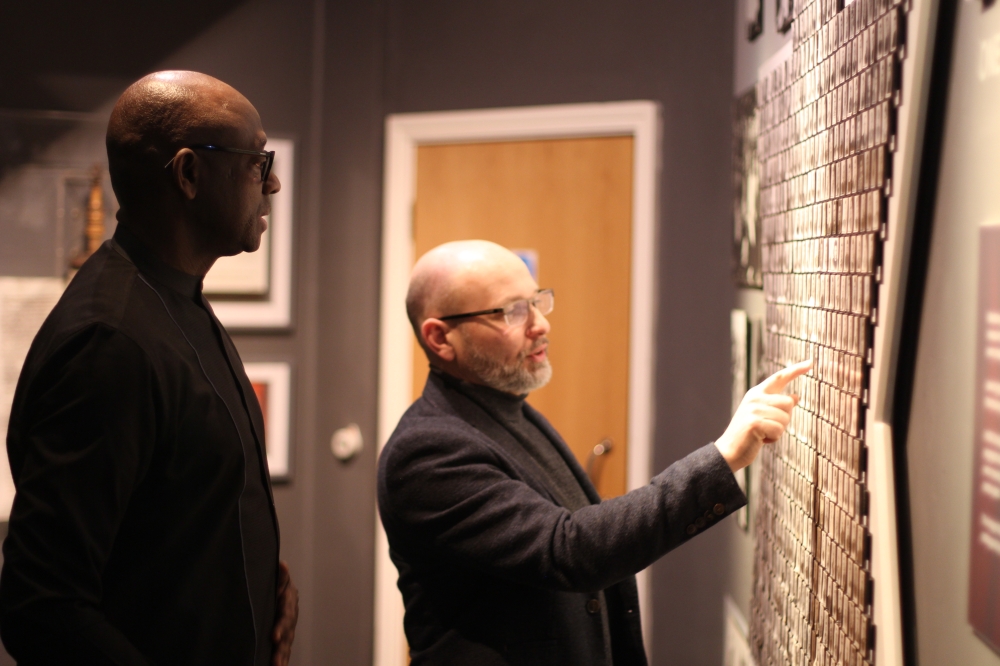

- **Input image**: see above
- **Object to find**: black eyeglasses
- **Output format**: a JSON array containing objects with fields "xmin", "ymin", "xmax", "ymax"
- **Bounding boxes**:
[
  {"xmin": 164, "ymin": 144, "xmax": 275, "ymax": 191},
  {"xmin": 439, "ymin": 289, "xmax": 554, "ymax": 327}
]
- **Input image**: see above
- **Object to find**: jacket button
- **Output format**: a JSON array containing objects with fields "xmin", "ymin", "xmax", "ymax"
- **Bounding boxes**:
[
  {"xmin": 714, "ymin": 503, "xmax": 726, "ymax": 515},
  {"xmin": 685, "ymin": 524, "xmax": 697, "ymax": 535},
  {"xmin": 695, "ymin": 516, "xmax": 706, "ymax": 528},
  {"xmin": 705, "ymin": 511, "xmax": 715, "ymax": 522},
  {"xmin": 586, "ymin": 598, "xmax": 601, "ymax": 614}
]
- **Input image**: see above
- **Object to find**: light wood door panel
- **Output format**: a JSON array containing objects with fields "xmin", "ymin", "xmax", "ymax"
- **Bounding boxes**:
[{"xmin": 411, "ymin": 136, "xmax": 633, "ymax": 498}]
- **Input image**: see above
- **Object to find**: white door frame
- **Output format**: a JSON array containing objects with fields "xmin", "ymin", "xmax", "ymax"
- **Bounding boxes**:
[{"xmin": 374, "ymin": 101, "xmax": 662, "ymax": 666}]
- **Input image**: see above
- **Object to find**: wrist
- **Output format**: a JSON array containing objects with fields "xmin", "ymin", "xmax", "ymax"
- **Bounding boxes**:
[{"xmin": 713, "ymin": 437, "xmax": 739, "ymax": 473}]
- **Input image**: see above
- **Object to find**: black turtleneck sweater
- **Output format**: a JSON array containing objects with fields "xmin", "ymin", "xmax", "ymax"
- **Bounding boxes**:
[
  {"xmin": 453, "ymin": 377, "xmax": 614, "ymax": 665},
  {"xmin": 0, "ymin": 226, "xmax": 278, "ymax": 666}
]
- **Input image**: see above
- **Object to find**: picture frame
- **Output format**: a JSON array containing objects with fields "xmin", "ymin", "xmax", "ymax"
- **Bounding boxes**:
[
  {"xmin": 205, "ymin": 137, "xmax": 295, "ymax": 330},
  {"xmin": 243, "ymin": 361, "xmax": 292, "ymax": 481},
  {"xmin": 731, "ymin": 309, "xmax": 751, "ymax": 531},
  {"xmin": 776, "ymin": 0, "xmax": 794, "ymax": 34},
  {"xmin": 747, "ymin": 0, "xmax": 763, "ymax": 41},
  {"xmin": 732, "ymin": 87, "xmax": 762, "ymax": 288}
]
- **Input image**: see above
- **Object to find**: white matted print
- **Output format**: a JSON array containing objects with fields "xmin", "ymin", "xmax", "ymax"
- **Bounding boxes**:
[
  {"xmin": 243, "ymin": 362, "xmax": 291, "ymax": 481},
  {"xmin": 0, "ymin": 278, "xmax": 66, "ymax": 519},
  {"xmin": 205, "ymin": 137, "xmax": 294, "ymax": 330}
]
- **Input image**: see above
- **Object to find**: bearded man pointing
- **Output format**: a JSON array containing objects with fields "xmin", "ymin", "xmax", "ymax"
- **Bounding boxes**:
[{"xmin": 377, "ymin": 239, "xmax": 810, "ymax": 665}]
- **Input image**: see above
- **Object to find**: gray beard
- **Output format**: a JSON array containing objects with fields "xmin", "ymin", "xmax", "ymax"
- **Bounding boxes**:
[{"xmin": 464, "ymin": 344, "xmax": 552, "ymax": 395}]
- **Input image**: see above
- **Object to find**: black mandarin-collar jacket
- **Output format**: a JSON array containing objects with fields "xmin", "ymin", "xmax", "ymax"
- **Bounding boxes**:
[
  {"xmin": 377, "ymin": 371, "xmax": 747, "ymax": 666},
  {"xmin": 0, "ymin": 228, "xmax": 279, "ymax": 665}
]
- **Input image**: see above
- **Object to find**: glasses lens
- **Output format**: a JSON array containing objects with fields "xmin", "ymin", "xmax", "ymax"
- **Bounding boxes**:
[
  {"xmin": 504, "ymin": 300, "xmax": 530, "ymax": 327},
  {"xmin": 261, "ymin": 151, "xmax": 275, "ymax": 189},
  {"xmin": 535, "ymin": 289, "xmax": 554, "ymax": 315}
]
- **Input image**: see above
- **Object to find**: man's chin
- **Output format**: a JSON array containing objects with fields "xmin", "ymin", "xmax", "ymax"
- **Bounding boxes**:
[
  {"xmin": 526, "ymin": 362, "xmax": 553, "ymax": 391},
  {"xmin": 239, "ymin": 229, "xmax": 265, "ymax": 254}
]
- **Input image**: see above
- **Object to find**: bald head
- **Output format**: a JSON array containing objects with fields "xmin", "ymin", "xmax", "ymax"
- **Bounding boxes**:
[
  {"xmin": 408, "ymin": 240, "xmax": 552, "ymax": 393},
  {"xmin": 406, "ymin": 240, "xmax": 533, "ymax": 340},
  {"xmin": 106, "ymin": 71, "xmax": 259, "ymax": 212}
]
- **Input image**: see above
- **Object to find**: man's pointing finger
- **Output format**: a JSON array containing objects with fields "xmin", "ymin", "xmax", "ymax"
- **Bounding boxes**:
[{"xmin": 761, "ymin": 359, "xmax": 813, "ymax": 395}]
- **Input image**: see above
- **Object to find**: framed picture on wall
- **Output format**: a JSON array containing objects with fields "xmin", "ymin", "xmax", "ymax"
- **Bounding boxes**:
[
  {"xmin": 204, "ymin": 137, "xmax": 295, "ymax": 330},
  {"xmin": 731, "ymin": 310, "xmax": 751, "ymax": 531},
  {"xmin": 243, "ymin": 361, "xmax": 292, "ymax": 482},
  {"xmin": 747, "ymin": 0, "xmax": 763, "ymax": 40},
  {"xmin": 776, "ymin": 0, "xmax": 794, "ymax": 34},
  {"xmin": 732, "ymin": 87, "xmax": 762, "ymax": 288}
]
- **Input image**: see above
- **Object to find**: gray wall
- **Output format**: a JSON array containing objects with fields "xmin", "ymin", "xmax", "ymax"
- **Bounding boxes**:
[
  {"xmin": 2, "ymin": 1, "xmax": 743, "ymax": 664},
  {"xmin": 904, "ymin": 1, "xmax": 1000, "ymax": 663}
]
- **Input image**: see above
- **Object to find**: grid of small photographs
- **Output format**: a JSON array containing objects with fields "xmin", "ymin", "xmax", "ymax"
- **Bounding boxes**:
[{"xmin": 749, "ymin": 0, "xmax": 906, "ymax": 664}]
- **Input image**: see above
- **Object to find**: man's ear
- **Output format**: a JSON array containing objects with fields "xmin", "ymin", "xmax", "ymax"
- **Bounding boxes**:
[
  {"xmin": 169, "ymin": 148, "xmax": 199, "ymax": 200},
  {"xmin": 420, "ymin": 318, "xmax": 456, "ymax": 362}
]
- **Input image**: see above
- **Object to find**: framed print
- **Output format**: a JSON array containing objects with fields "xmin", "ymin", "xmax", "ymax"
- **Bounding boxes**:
[
  {"xmin": 776, "ymin": 0, "xmax": 793, "ymax": 34},
  {"xmin": 732, "ymin": 309, "xmax": 752, "ymax": 530},
  {"xmin": 205, "ymin": 137, "xmax": 295, "ymax": 330},
  {"xmin": 733, "ymin": 87, "xmax": 763, "ymax": 287},
  {"xmin": 0, "ymin": 277, "xmax": 66, "ymax": 519},
  {"xmin": 243, "ymin": 361, "xmax": 292, "ymax": 481},
  {"xmin": 747, "ymin": 0, "xmax": 764, "ymax": 40}
]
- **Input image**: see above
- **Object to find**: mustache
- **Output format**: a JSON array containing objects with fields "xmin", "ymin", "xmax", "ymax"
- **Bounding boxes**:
[{"xmin": 521, "ymin": 338, "xmax": 549, "ymax": 360}]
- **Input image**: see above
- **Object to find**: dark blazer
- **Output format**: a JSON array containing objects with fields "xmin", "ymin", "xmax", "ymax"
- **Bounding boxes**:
[
  {"xmin": 0, "ymin": 233, "xmax": 279, "ymax": 666},
  {"xmin": 377, "ymin": 371, "xmax": 746, "ymax": 666}
]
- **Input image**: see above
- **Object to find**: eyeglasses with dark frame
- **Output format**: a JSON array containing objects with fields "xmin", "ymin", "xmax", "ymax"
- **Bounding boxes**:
[
  {"xmin": 439, "ymin": 289, "xmax": 554, "ymax": 327},
  {"xmin": 163, "ymin": 144, "xmax": 275, "ymax": 191}
]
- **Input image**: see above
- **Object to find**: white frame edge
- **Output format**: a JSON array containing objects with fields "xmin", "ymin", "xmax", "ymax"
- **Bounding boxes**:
[
  {"xmin": 866, "ymin": 0, "xmax": 937, "ymax": 663},
  {"xmin": 374, "ymin": 101, "xmax": 661, "ymax": 666},
  {"xmin": 242, "ymin": 361, "xmax": 292, "ymax": 480},
  {"xmin": 209, "ymin": 137, "xmax": 295, "ymax": 330}
]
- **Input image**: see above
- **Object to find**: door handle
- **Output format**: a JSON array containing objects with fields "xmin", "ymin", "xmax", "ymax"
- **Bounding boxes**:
[{"xmin": 586, "ymin": 438, "xmax": 613, "ymax": 479}]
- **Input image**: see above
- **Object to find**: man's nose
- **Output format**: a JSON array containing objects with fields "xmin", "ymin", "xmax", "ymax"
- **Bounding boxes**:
[
  {"xmin": 528, "ymin": 308, "xmax": 550, "ymax": 337},
  {"xmin": 266, "ymin": 172, "xmax": 281, "ymax": 195}
]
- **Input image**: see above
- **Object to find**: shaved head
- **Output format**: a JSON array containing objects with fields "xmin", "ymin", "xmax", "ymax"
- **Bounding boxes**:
[
  {"xmin": 407, "ymin": 240, "xmax": 552, "ymax": 394},
  {"xmin": 106, "ymin": 70, "xmax": 258, "ymax": 212},
  {"xmin": 406, "ymin": 240, "xmax": 530, "ymax": 340}
]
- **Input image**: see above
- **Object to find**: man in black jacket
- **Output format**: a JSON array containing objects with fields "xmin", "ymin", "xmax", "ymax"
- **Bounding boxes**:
[
  {"xmin": 0, "ymin": 71, "xmax": 298, "ymax": 665},
  {"xmin": 378, "ymin": 240, "xmax": 809, "ymax": 665}
]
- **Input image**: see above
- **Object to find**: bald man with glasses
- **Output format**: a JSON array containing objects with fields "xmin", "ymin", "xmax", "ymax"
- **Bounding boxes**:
[
  {"xmin": 377, "ymin": 240, "xmax": 811, "ymax": 666},
  {"xmin": 0, "ymin": 71, "xmax": 297, "ymax": 666}
]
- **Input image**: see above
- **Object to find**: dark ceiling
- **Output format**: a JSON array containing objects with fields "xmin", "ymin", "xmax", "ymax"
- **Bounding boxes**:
[{"xmin": 2, "ymin": 0, "xmax": 246, "ymax": 111}]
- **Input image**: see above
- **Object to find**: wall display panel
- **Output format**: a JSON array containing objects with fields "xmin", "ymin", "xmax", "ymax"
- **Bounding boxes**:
[{"xmin": 748, "ymin": 0, "xmax": 908, "ymax": 663}]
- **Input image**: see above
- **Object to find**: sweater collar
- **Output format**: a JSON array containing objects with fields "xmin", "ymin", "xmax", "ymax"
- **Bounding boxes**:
[
  {"xmin": 112, "ymin": 224, "xmax": 203, "ymax": 301},
  {"xmin": 431, "ymin": 368, "xmax": 528, "ymax": 421}
]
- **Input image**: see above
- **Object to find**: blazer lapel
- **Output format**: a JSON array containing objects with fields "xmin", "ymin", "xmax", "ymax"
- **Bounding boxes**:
[{"xmin": 523, "ymin": 402, "xmax": 602, "ymax": 505}]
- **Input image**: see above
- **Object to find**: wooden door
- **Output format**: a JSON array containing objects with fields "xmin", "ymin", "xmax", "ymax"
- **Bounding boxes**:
[{"xmin": 411, "ymin": 137, "xmax": 633, "ymax": 498}]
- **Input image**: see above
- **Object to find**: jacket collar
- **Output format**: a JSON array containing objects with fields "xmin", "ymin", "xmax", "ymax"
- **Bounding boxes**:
[{"xmin": 422, "ymin": 370, "xmax": 601, "ymax": 506}]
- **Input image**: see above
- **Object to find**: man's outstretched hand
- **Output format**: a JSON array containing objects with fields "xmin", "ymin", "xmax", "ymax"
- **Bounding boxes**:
[
  {"xmin": 714, "ymin": 359, "xmax": 813, "ymax": 473},
  {"xmin": 271, "ymin": 560, "xmax": 299, "ymax": 666}
]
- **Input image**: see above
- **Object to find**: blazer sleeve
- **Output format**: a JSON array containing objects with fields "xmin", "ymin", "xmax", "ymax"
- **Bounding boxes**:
[
  {"xmin": 378, "ymin": 421, "xmax": 746, "ymax": 594},
  {"xmin": 0, "ymin": 324, "xmax": 157, "ymax": 666}
]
